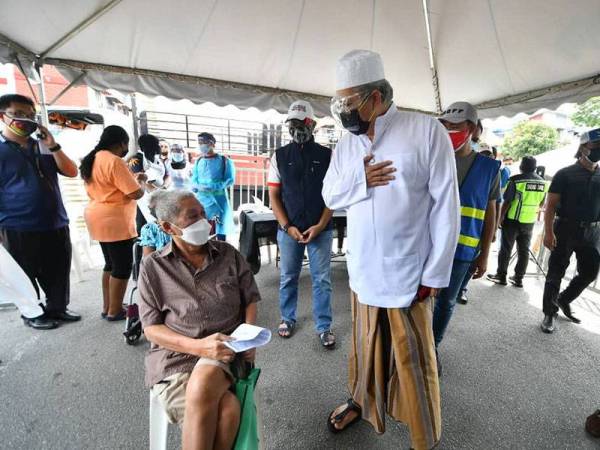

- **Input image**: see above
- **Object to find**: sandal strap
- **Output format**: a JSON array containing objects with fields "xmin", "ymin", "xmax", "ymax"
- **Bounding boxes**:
[{"xmin": 333, "ymin": 398, "xmax": 361, "ymax": 422}]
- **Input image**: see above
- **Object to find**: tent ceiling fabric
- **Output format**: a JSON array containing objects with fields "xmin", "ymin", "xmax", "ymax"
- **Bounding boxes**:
[{"xmin": 1, "ymin": 0, "xmax": 599, "ymax": 118}]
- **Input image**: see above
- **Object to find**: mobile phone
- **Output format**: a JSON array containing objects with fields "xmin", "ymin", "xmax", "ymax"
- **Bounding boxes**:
[{"xmin": 36, "ymin": 130, "xmax": 47, "ymax": 140}]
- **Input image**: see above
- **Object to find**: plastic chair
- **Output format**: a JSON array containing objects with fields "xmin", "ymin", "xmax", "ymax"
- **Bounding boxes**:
[{"xmin": 149, "ymin": 389, "xmax": 170, "ymax": 450}]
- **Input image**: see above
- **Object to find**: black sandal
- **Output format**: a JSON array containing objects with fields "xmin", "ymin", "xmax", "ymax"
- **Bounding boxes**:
[
  {"xmin": 327, "ymin": 399, "xmax": 362, "ymax": 434},
  {"xmin": 278, "ymin": 320, "xmax": 295, "ymax": 338}
]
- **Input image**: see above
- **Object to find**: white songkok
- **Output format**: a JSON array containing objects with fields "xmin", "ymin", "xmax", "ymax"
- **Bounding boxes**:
[{"xmin": 335, "ymin": 49, "xmax": 385, "ymax": 90}]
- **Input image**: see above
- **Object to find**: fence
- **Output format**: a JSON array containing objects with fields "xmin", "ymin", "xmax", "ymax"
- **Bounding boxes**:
[{"xmin": 139, "ymin": 110, "xmax": 342, "ymax": 156}]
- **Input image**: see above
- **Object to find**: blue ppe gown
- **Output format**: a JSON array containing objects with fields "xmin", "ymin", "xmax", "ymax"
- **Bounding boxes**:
[{"xmin": 191, "ymin": 154, "xmax": 235, "ymax": 236}]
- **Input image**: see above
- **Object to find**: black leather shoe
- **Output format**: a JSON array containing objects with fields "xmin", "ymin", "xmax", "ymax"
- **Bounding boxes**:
[
  {"xmin": 23, "ymin": 315, "xmax": 59, "ymax": 330},
  {"xmin": 509, "ymin": 276, "xmax": 523, "ymax": 288},
  {"xmin": 541, "ymin": 314, "xmax": 556, "ymax": 333},
  {"xmin": 486, "ymin": 274, "xmax": 507, "ymax": 285},
  {"xmin": 48, "ymin": 309, "xmax": 82, "ymax": 322},
  {"xmin": 558, "ymin": 301, "xmax": 581, "ymax": 324},
  {"xmin": 457, "ymin": 291, "xmax": 468, "ymax": 305}
]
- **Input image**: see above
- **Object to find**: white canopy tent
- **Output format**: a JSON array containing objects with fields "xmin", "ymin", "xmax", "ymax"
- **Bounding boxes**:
[{"xmin": 1, "ymin": 0, "xmax": 599, "ymax": 118}]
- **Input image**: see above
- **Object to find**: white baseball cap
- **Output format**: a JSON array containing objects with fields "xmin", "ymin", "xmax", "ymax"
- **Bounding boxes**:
[
  {"xmin": 439, "ymin": 101, "xmax": 478, "ymax": 125},
  {"xmin": 286, "ymin": 100, "xmax": 315, "ymax": 122},
  {"xmin": 335, "ymin": 49, "xmax": 385, "ymax": 90}
]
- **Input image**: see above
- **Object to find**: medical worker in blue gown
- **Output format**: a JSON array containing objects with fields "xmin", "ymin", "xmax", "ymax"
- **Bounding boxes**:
[{"xmin": 191, "ymin": 132, "xmax": 235, "ymax": 241}]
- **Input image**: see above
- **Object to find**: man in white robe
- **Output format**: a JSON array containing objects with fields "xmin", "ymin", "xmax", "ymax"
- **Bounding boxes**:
[{"xmin": 322, "ymin": 49, "xmax": 460, "ymax": 450}]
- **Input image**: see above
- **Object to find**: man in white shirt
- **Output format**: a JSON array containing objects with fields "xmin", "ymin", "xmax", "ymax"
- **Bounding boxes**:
[{"xmin": 323, "ymin": 50, "xmax": 460, "ymax": 450}]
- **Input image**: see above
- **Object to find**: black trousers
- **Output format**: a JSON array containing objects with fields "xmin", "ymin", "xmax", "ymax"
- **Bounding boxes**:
[
  {"xmin": 0, "ymin": 226, "xmax": 72, "ymax": 315},
  {"xmin": 542, "ymin": 221, "xmax": 600, "ymax": 316},
  {"xmin": 497, "ymin": 219, "xmax": 534, "ymax": 280}
]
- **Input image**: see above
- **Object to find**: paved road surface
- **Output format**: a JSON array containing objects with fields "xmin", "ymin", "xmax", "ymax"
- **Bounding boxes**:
[{"xmin": 1, "ymin": 255, "xmax": 599, "ymax": 449}]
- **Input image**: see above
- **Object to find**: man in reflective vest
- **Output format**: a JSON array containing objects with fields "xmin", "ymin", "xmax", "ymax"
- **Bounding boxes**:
[
  {"xmin": 433, "ymin": 102, "xmax": 501, "ymax": 358},
  {"xmin": 488, "ymin": 156, "xmax": 547, "ymax": 287}
]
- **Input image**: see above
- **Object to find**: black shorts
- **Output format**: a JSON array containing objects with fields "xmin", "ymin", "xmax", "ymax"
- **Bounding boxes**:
[{"xmin": 100, "ymin": 239, "xmax": 135, "ymax": 279}]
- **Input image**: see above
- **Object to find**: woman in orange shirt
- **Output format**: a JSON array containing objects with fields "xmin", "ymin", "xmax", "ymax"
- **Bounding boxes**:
[{"xmin": 81, "ymin": 126, "xmax": 146, "ymax": 320}]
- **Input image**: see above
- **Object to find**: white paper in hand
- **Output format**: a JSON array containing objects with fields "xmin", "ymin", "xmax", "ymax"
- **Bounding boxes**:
[{"xmin": 224, "ymin": 323, "xmax": 272, "ymax": 353}]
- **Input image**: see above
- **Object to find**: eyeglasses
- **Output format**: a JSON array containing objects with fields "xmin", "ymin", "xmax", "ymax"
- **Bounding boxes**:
[
  {"xmin": 2, "ymin": 110, "xmax": 37, "ymax": 121},
  {"xmin": 330, "ymin": 92, "xmax": 369, "ymax": 116}
]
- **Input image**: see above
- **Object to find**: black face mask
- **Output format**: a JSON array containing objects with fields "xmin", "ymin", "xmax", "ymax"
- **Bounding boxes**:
[
  {"xmin": 588, "ymin": 148, "xmax": 600, "ymax": 162},
  {"xmin": 289, "ymin": 124, "xmax": 313, "ymax": 144},
  {"xmin": 339, "ymin": 93, "xmax": 374, "ymax": 136}
]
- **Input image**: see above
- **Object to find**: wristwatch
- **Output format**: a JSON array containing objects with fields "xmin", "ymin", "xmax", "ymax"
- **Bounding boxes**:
[
  {"xmin": 282, "ymin": 223, "xmax": 291, "ymax": 232},
  {"xmin": 48, "ymin": 143, "xmax": 61, "ymax": 153}
]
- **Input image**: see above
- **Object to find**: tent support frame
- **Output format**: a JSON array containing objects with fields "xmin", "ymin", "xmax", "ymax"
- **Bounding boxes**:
[
  {"xmin": 476, "ymin": 73, "xmax": 600, "ymax": 111},
  {"xmin": 48, "ymin": 71, "xmax": 86, "ymax": 106},
  {"xmin": 2, "ymin": 29, "xmax": 599, "ymax": 118},
  {"xmin": 421, "ymin": 0, "xmax": 442, "ymax": 113},
  {"xmin": 34, "ymin": 63, "xmax": 49, "ymax": 126},
  {"xmin": 39, "ymin": 0, "xmax": 123, "ymax": 59},
  {"xmin": 13, "ymin": 54, "xmax": 38, "ymax": 103}
]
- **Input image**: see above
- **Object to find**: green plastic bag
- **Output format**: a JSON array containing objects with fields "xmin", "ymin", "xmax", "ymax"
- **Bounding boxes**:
[{"xmin": 233, "ymin": 367, "xmax": 261, "ymax": 450}]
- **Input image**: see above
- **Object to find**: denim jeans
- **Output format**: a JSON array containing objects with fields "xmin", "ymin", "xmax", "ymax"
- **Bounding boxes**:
[
  {"xmin": 457, "ymin": 262, "xmax": 476, "ymax": 298},
  {"xmin": 433, "ymin": 258, "xmax": 473, "ymax": 347},
  {"xmin": 277, "ymin": 228, "xmax": 333, "ymax": 333}
]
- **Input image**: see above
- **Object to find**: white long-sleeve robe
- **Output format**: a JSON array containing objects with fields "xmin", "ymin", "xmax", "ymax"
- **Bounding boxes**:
[{"xmin": 322, "ymin": 104, "xmax": 460, "ymax": 308}]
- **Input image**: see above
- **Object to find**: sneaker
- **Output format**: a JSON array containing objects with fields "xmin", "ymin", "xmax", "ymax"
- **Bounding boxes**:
[
  {"xmin": 320, "ymin": 330, "xmax": 336, "ymax": 349},
  {"xmin": 486, "ymin": 274, "xmax": 507, "ymax": 285},
  {"xmin": 457, "ymin": 291, "xmax": 468, "ymax": 305}
]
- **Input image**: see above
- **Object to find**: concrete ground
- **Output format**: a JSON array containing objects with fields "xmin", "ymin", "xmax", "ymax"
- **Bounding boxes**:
[{"xmin": 1, "ymin": 248, "xmax": 599, "ymax": 450}]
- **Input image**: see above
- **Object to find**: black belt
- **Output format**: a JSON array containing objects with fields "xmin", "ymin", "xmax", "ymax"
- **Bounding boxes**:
[{"xmin": 557, "ymin": 217, "xmax": 600, "ymax": 228}]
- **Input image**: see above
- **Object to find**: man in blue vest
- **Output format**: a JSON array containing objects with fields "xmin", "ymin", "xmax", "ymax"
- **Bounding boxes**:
[
  {"xmin": 433, "ymin": 102, "xmax": 501, "ymax": 358},
  {"xmin": 267, "ymin": 100, "xmax": 335, "ymax": 348}
]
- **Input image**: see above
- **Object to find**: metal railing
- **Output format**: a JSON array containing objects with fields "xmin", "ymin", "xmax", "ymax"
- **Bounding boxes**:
[
  {"xmin": 228, "ymin": 167, "xmax": 270, "ymax": 210},
  {"xmin": 139, "ymin": 110, "xmax": 342, "ymax": 156}
]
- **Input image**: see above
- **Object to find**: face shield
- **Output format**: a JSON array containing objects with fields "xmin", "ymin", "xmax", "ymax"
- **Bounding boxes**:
[{"xmin": 329, "ymin": 92, "xmax": 369, "ymax": 127}]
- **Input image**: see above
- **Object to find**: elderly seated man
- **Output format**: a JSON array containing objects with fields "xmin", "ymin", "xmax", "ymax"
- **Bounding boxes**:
[{"xmin": 138, "ymin": 190, "xmax": 261, "ymax": 450}]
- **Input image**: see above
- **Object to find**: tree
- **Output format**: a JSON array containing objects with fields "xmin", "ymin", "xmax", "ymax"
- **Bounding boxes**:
[
  {"xmin": 572, "ymin": 96, "xmax": 600, "ymax": 128},
  {"xmin": 502, "ymin": 121, "xmax": 559, "ymax": 159}
]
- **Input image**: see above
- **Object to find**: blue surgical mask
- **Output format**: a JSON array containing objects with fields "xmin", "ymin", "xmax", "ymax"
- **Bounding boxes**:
[
  {"xmin": 172, "ymin": 152, "xmax": 185, "ymax": 163},
  {"xmin": 199, "ymin": 144, "xmax": 211, "ymax": 155},
  {"xmin": 471, "ymin": 141, "xmax": 480, "ymax": 152}
]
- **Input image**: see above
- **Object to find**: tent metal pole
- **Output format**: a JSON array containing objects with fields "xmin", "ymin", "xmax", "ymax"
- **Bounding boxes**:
[
  {"xmin": 39, "ymin": 0, "xmax": 123, "ymax": 59},
  {"xmin": 35, "ymin": 63, "xmax": 49, "ymax": 126},
  {"xmin": 421, "ymin": 0, "xmax": 442, "ymax": 113},
  {"xmin": 130, "ymin": 93, "xmax": 139, "ymax": 144},
  {"xmin": 14, "ymin": 54, "xmax": 39, "ymax": 102},
  {"xmin": 48, "ymin": 71, "xmax": 86, "ymax": 105}
]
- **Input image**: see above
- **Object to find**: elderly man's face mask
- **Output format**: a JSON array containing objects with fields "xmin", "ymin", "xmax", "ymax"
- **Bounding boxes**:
[{"xmin": 287, "ymin": 118, "xmax": 315, "ymax": 144}]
